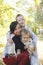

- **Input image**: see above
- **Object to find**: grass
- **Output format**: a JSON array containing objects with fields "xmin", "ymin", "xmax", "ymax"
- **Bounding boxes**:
[
  {"xmin": 0, "ymin": 53, "xmax": 5, "ymax": 65},
  {"xmin": 0, "ymin": 28, "xmax": 7, "ymax": 37},
  {"xmin": 37, "ymin": 35, "xmax": 43, "ymax": 40},
  {"xmin": 40, "ymin": 59, "xmax": 43, "ymax": 65},
  {"xmin": 0, "ymin": 44, "xmax": 5, "ymax": 47},
  {"xmin": 0, "ymin": 60, "xmax": 5, "ymax": 65}
]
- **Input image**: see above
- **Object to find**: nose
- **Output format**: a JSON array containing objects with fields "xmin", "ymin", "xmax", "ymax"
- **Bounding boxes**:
[
  {"xmin": 17, "ymin": 29, "xmax": 21, "ymax": 33},
  {"xmin": 21, "ymin": 20, "xmax": 24, "ymax": 23}
]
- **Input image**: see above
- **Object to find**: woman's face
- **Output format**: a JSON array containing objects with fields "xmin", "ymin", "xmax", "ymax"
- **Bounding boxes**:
[
  {"xmin": 16, "ymin": 15, "xmax": 25, "ymax": 27},
  {"xmin": 14, "ymin": 24, "xmax": 22, "ymax": 35}
]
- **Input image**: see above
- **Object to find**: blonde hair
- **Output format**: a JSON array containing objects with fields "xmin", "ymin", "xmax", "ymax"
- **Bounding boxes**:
[
  {"xmin": 21, "ymin": 29, "xmax": 31, "ymax": 38},
  {"xmin": 16, "ymin": 14, "xmax": 24, "ymax": 21}
]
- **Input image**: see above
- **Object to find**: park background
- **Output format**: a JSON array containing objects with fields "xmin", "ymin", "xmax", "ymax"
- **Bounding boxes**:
[{"xmin": 0, "ymin": 0, "xmax": 43, "ymax": 65}]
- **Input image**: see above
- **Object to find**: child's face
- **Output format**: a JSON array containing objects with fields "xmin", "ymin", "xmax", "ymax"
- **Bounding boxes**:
[
  {"xmin": 16, "ymin": 15, "xmax": 25, "ymax": 27},
  {"xmin": 14, "ymin": 24, "xmax": 22, "ymax": 35},
  {"xmin": 22, "ymin": 34, "xmax": 30, "ymax": 43}
]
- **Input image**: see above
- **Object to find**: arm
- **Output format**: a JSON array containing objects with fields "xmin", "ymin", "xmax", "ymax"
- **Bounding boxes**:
[
  {"xmin": 13, "ymin": 43, "xmax": 17, "ymax": 55},
  {"xmin": 2, "ymin": 45, "xmax": 8, "ymax": 58},
  {"xmin": 2, "ymin": 31, "xmax": 10, "ymax": 58},
  {"xmin": 6, "ymin": 31, "xmax": 14, "ymax": 44},
  {"xmin": 25, "ymin": 25, "xmax": 37, "ymax": 44},
  {"xmin": 26, "ymin": 39, "xmax": 36, "ymax": 55}
]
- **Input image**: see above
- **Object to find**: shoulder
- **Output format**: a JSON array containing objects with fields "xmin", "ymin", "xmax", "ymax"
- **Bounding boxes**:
[
  {"xmin": 7, "ymin": 31, "xmax": 10, "ymax": 35},
  {"xmin": 25, "ymin": 25, "xmax": 32, "ymax": 31},
  {"xmin": 28, "ymin": 38, "xmax": 33, "ymax": 45},
  {"xmin": 25, "ymin": 25, "xmax": 30, "ymax": 28},
  {"xmin": 6, "ymin": 31, "xmax": 11, "ymax": 39},
  {"xmin": 11, "ymin": 34, "xmax": 15, "ymax": 39}
]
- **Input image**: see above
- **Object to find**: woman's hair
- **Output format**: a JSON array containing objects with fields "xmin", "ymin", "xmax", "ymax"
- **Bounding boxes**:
[
  {"xmin": 10, "ymin": 21, "xmax": 18, "ymax": 33},
  {"xmin": 16, "ymin": 14, "xmax": 23, "ymax": 21}
]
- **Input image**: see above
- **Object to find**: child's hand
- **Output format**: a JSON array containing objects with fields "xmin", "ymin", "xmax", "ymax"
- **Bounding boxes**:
[
  {"xmin": 30, "ymin": 46, "xmax": 35, "ymax": 52},
  {"xmin": 24, "ymin": 45, "xmax": 29, "ymax": 49},
  {"xmin": 27, "ymin": 48, "xmax": 32, "ymax": 55},
  {"xmin": 27, "ymin": 46, "xmax": 35, "ymax": 55}
]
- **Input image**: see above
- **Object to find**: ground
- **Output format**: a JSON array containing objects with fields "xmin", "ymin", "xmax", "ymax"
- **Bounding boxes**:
[{"xmin": 37, "ymin": 40, "xmax": 43, "ymax": 65}]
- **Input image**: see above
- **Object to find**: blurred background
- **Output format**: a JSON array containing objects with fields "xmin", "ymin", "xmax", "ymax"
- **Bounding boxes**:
[{"xmin": 0, "ymin": 0, "xmax": 43, "ymax": 65}]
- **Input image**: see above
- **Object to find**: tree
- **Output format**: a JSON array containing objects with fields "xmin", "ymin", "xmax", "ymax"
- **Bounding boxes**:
[
  {"xmin": 34, "ymin": 0, "xmax": 43, "ymax": 28},
  {"xmin": 0, "ymin": 0, "xmax": 16, "ymax": 27}
]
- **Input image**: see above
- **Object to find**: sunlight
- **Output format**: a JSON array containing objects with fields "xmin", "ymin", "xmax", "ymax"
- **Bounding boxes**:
[
  {"xmin": 3, "ymin": 0, "xmax": 34, "ymax": 8},
  {"xmin": 37, "ymin": 40, "xmax": 43, "ymax": 59}
]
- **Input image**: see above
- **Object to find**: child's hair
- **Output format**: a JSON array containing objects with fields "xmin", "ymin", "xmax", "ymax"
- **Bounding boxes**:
[
  {"xmin": 10, "ymin": 21, "xmax": 18, "ymax": 33},
  {"xmin": 16, "ymin": 14, "xmax": 23, "ymax": 21},
  {"xmin": 21, "ymin": 29, "xmax": 31, "ymax": 38}
]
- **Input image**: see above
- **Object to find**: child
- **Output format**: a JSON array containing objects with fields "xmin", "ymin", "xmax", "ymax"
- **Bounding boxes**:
[{"xmin": 21, "ymin": 29, "xmax": 39, "ymax": 65}]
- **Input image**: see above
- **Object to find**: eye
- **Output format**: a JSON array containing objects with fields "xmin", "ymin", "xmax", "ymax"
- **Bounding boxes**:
[
  {"xmin": 26, "ymin": 37, "xmax": 29, "ymax": 39},
  {"xmin": 23, "ymin": 37, "xmax": 25, "ymax": 39},
  {"xmin": 18, "ymin": 26, "xmax": 21, "ymax": 29},
  {"xmin": 18, "ymin": 20, "xmax": 21, "ymax": 21},
  {"xmin": 15, "ymin": 28, "xmax": 17, "ymax": 30}
]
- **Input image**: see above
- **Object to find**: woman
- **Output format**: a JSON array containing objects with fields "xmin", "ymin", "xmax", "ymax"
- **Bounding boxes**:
[
  {"xmin": 16, "ymin": 14, "xmax": 39, "ymax": 65},
  {"xmin": 2, "ymin": 21, "xmax": 30, "ymax": 65}
]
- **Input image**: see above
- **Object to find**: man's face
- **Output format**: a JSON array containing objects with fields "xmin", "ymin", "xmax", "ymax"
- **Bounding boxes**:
[{"xmin": 16, "ymin": 15, "xmax": 25, "ymax": 27}]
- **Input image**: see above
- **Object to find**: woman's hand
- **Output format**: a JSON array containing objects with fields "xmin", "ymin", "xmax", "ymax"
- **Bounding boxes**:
[{"xmin": 17, "ymin": 49, "xmax": 21, "ymax": 55}]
